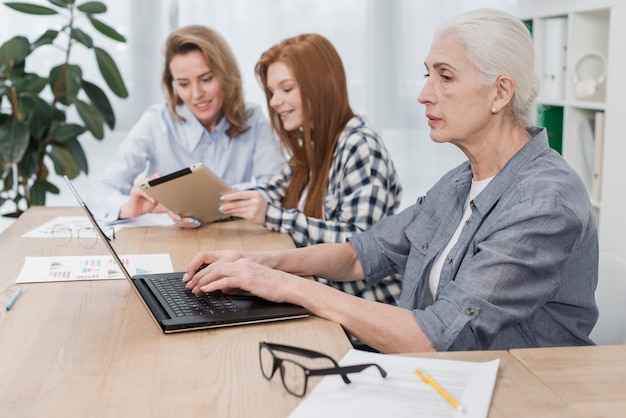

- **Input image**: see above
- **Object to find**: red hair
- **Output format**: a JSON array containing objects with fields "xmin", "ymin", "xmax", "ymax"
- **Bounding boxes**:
[{"xmin": 255, "ymin": 34, "xmax": 354, "ymax": 217}]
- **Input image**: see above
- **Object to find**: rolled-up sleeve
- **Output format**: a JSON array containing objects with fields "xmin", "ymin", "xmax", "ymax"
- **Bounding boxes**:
[{"xmin": 349, "ymin": 206, "xmax": 418, "ymax": 285}]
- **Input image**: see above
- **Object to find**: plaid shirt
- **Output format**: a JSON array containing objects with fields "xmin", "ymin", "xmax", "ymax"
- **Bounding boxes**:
[{"xmin": 259, "ymin": 115, "xmax": 403, "ymax": 304}]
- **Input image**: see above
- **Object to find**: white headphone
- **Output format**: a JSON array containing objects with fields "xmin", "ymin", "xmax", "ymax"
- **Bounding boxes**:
[{"xmin": 573, "ymin": 50, "xmax": 607, "ymax": 100}]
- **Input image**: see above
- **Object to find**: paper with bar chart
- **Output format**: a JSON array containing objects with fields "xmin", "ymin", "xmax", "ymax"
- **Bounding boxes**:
[{"xmin": 15, "ymin": 254, "xmax": 173, "ymax": 283}]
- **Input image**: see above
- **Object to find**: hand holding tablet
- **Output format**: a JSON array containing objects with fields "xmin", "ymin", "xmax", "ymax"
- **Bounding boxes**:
[{"xmin": 139, "ymin": 163, "xmax": 233, "ymax": 225}]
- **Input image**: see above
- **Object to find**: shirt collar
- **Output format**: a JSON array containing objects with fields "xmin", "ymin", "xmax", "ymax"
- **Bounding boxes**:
[
  {"xmin": 176, "ymin": 103, "xmax": 230, "ymax": 144},
  {"xmin": 471, "ymin": 127, "xmax": 549, "ymax": 215}
]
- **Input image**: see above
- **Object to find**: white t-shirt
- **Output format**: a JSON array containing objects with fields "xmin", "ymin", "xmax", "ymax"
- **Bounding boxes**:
[{"xmin": 428, "ymin": 176, "xmax": 494, "ymax": 299}]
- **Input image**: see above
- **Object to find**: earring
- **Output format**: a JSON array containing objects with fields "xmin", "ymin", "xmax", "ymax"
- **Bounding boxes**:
[{"xmin": 491, "ymin": 107, "xmax": 497, "ymax": 114}]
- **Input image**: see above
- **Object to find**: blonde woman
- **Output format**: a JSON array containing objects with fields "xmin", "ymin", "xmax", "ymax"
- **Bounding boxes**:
[{"xmin": 90, "ymin": 25, "xmax": 284, "ymax": 226}]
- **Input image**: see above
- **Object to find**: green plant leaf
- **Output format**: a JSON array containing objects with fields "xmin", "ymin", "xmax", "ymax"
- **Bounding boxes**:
[
  {"xmin": 82, "ymin": 79, "xmax": 114, "ymax": 129},
  {"xmin": 0, "ymin": 36, "xmax": 30, "ymax": 68},
  {"xmin": 30, "ymin": 178, "xmax": 60, "ymax": 205},
  {"xmin": 63, "ymin": 136, "xmax": 88, "ymax": 173},
  {"xmin": 12, "ymin": 73, "xmax": 48, "ymax": 94},
  {"xmin": 49, "ymin": 64, "xmax": 82, "ymax": 105},
  {"xmin": 48, "ymin": 143, "xmax": 81, "ymax": 177},
  {"xmin": 4, "ymin": 59, "xmax": 26, "ymax": 79},
  {"xmin": 94, "ymin": 47, "xmax": 128, "ymax": 98},
  {"xmin": 51, "ymin": 105, "xmax": 66, "ymax": 122},
  {"xmin": 87, "ymin": 15, "xmax": 126, "ymax": 43},
  {"xmin": 2, "ymin": 170, "xmax": 14, "ymax": 194},
  {"xmin": 1, "ymin": 148, "xmax": 12, "ymax": 175},
  {"xmin": 4, "ymin": 2, "xmax": 58, "ymax": 15},
  {"xmin": 46, "ymin": 180, "xmax": 60, "ymax": 193},
  {"xmin": 70, "ymin": 28, "xmax": 93, "ymax": 48},
  {"xmin": 16, "ymin": 142, "xmax": 37, "ymax": 180},
  {"xmin": 31, "ymin": 29, "xmax": 59, "ymax": 50},
  {"xmin": 19, "ymin": 93, "xmax": 55, "ymax": 140},
  {"xmin": 0, "ymin": 118, "xmax": 30, "ymax": 165},
  {"xmin": 51, "ymin": 123, "xmax": 86, "ymax": 143},
  {"xmin": 73, "ymin": 98, "xmax": 103, "ymax": 139},
  {"xmin": 47, "ymin": 0, "xmax": 72, "ymax": 8},
  {"xmin": 77, "ymin": 1, "xmax": 106, "ymax": 14},
  {"xmin": 29, "ymin": 182, "xmax": 45, "ymax": 205}
]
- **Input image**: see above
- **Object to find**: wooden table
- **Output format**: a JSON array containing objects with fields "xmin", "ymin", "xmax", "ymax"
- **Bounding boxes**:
[
  {"xmin": 408, "ymin": 345, "xmax": 626, "ymax": 418},
  {"xmin": 0, "ymin": 207, "xmax": 353, "ymax": 418},
  {"xmin": 406, "ymin": 350, "xmax": 580, "ymax": 418},
  {"xmin": 511, "ymin": 345, "xmax": 626, "ymax": 418},
  {"xmin": 3, "ymin": 208, "xmax": 626, "ymax": 418}
]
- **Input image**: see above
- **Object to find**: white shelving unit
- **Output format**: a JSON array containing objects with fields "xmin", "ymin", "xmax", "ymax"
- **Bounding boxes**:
[{"xmin": 518, "ymin": 0, "xmax": 626, "ymax": 259}]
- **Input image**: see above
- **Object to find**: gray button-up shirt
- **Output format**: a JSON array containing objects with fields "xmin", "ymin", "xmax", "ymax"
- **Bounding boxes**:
[{"xmin": 350, "ymin": 127, "xmax": 598, "ymax": 351}]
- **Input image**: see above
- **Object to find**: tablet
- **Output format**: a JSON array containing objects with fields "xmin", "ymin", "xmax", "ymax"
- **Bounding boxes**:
[{"xmin": 139, "ymin": 163, "xmax": 233, "ymax": 224}]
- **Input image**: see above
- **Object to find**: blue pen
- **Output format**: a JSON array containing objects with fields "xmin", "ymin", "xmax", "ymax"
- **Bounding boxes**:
[{"xmin": 6, "ymin": 287, "xmax": 23, "ymax": 311}]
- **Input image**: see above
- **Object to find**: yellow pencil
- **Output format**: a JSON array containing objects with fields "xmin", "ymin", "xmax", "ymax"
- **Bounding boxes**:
[{"xmin": 415, "ymin": 368, "xmax": 465, "ymax": 413}]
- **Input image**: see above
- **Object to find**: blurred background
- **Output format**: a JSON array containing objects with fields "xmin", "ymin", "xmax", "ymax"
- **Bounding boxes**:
[{"xmin": 0, "ymin": 0, "xmax": 519, "ymax": 219}]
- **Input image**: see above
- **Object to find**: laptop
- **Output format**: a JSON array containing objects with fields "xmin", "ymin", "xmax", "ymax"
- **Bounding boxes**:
[
  {"xmin": 138, "ymin": 163, "xmax": 232, "ymax": 224},
  {"xmin": 63, "ymin": 176, "xmax": 309, "ymax": 333}
]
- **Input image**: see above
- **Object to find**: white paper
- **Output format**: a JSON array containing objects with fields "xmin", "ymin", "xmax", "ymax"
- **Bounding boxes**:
[
  {"xmin": 289, "ymin": 349, "xmax": 499, "ymax": 418},
  {"xmin": 15, "ymin": 254, "xmax": 174, "ymax": 283},
  {"xmin": 21, "ymin": 216, "xmax": 115, "ymax": 238},
  {"xmin": 21, "ymin": 214, "xmax": 176, "ymax": 240}
]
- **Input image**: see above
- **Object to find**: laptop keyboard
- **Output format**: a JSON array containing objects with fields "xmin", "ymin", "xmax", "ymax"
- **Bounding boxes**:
[{"xmin": 152, "ymin": 277, "xmax": 241, "ymax": 317}]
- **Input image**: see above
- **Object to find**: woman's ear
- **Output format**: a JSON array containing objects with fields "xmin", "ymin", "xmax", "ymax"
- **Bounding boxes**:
[{"xmin": 492, "ymin": 75, "xmax": 515, "ymax": 111}]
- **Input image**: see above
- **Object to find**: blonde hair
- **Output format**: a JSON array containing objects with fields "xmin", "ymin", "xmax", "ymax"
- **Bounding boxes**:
[
  {"xmin": 255, "ymin": 33, "xmax": 354, "ymax": 217},
  {"xmin": 162, "ymin": 25, "xmax": 248, "ymax": 137}
]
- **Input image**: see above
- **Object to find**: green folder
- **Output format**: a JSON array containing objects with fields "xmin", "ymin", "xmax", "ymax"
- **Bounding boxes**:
[{"xmin": 537, "ymin": 106, "xmax": 563, "ymax": 154}]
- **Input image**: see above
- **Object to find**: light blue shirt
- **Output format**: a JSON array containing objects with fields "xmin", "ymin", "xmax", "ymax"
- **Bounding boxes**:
[
  {"xmin": 88, "ymin": 102, "xmax": 285, "ymax": 222},
  {"xmin": 350, "ymin": 127, "xmax": 599, "ymax": 351}
]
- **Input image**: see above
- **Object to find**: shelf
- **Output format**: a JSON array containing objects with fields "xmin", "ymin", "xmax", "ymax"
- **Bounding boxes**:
[
  {"xmin": 521, "ymin": 0, "xmax": 626, "ymax": 258},
  {"xmin": 567, "ymin": 100, "xmax": 606, "ymax": 111}
]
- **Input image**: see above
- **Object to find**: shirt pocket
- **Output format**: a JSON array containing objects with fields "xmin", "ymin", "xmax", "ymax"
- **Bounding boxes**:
[
  {"xmin": 399, "ymin": 212, "xmax": 439, "ymax": 308},
  {"xmin": 405, "ymin": 211, "xmax": 438, "ymax": 257}
]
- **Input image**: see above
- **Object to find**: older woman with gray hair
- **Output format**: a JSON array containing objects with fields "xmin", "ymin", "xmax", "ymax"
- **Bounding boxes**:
[{"xmin": 183, "ymin": 9, "xmax": 598, "ymax": 354}]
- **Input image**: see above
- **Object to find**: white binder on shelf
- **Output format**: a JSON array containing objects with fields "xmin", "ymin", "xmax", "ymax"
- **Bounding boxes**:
[
  {"xmin": 542, "ymin": 17, "xmax": 568, "ymax": 99},
  {"xmin": 578, "ymin": 116, "xmax": 594, "ymax": 176},
  {"xmin": 591, "ymin": 111, "xmax": 605, "ymax": 202}
]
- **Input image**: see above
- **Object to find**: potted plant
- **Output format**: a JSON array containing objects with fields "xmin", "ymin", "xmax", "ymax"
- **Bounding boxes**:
[{"xmin": 0, "ymin": 0, "xmax": 128, "ymax": 216}]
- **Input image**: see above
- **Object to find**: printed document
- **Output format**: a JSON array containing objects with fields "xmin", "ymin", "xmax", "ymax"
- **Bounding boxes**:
[
  {"xmin": 290, "ymin": 349, "xmax": 498, "ymax": 418},
  {"xmin": 16, "ymin": 254, "xmax": 173, "ymax": 283}
]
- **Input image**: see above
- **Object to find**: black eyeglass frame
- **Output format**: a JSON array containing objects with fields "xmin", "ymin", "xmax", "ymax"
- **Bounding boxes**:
[{"xmin": 259, "ymin": 341, "xmax": 387, "ymax": 397}]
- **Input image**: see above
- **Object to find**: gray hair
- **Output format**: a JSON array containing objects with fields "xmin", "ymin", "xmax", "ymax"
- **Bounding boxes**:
[{"xmin": 435, "ymin": 8, "xmax": 539, "ymax": 126}]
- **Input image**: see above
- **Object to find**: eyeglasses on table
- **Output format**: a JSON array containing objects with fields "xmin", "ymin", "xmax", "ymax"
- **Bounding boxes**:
[
  {"xmin": 51, "ymin": 224, "xmax": 116, "ymax": 249},
  {"xmin": 259, "ymin": 341, "xmax": 387, "ymax": 397}
]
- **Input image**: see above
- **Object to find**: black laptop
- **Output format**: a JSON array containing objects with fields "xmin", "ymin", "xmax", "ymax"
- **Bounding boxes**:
[{"xmin": 64, "ymin": 176, "xmax": 309, "ymax": 333}]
